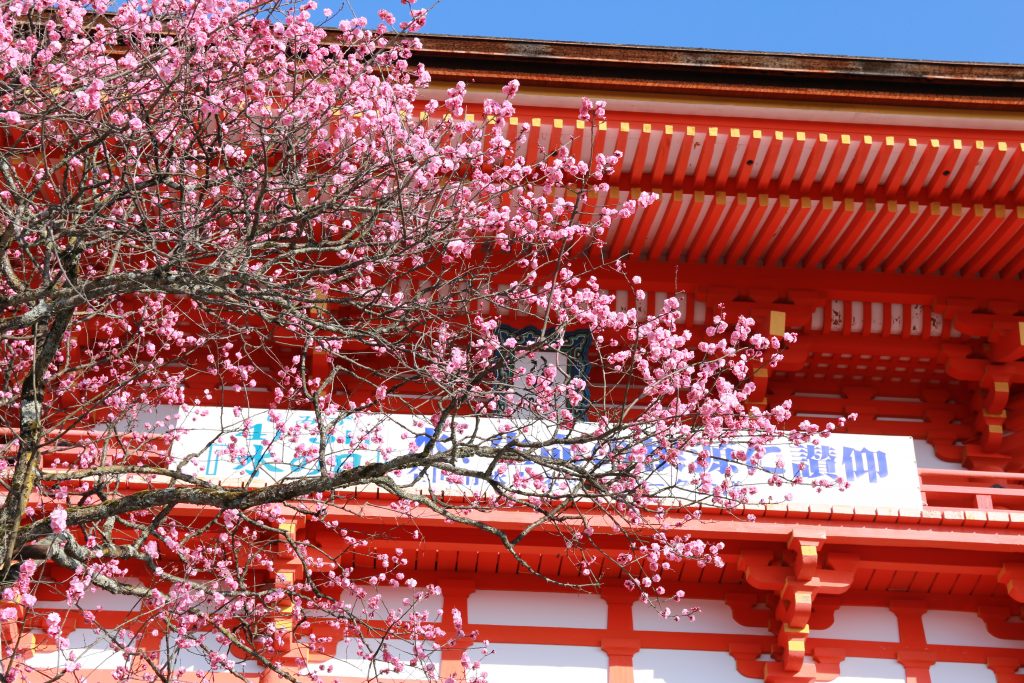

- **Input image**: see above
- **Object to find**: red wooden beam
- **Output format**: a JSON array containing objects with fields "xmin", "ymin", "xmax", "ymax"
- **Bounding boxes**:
[
  {"xmin": 713, "ymin": 127, "xmax": 742, "ymax": 187},
  {"xmin": 718, "ymin": 194, "xmax": 768, "ymax": 265},
  {"xmin": 680, "ymin": 191, "xmax": 728, "ymax": 263},
  {"xmin": 706, "ymin": 193, "xmax": 752, "ymax": 264},
  {"xmin": 920, "ymin": 204, "xmax": 984, "ymax": 275}
]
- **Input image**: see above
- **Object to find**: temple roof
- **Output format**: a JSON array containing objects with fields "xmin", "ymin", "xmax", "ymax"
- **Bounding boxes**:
[{"xmin": 410, "ymin": 34, "xmax": 1024, "ymax": 109}]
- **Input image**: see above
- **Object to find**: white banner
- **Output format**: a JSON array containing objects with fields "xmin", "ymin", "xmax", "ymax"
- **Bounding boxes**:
[{"xmin": 170, "ymin": 408, "xmax": 922, "ymax": 510}]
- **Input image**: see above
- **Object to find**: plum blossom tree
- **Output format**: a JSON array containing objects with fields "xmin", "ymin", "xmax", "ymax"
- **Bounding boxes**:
[{"xmin": 0, "ymin": 0, "xmax": 840, "ymax": 680}]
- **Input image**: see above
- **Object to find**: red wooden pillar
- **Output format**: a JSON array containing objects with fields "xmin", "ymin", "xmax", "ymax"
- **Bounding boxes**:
[
  {"xmin": 439, "ymin": 580, "xmax": 475, "ymax": 682},
  {"xmin": 987, "ymin": 656, "xmax": 1024, "ymax": 683},
  {"xmin": 602, "ymin": 589, "xmax": 637, "ymax": 683},
  {"xmin": 602, "ymin": 639, "xmax": 639, "ymax": 683},
  {"xmin": 897, "ymin": 652, "xmax": 935, "ymax": 683},
  {"xmin": 892, "ymin": 600, "xmax": 932, "ymax": 682}
]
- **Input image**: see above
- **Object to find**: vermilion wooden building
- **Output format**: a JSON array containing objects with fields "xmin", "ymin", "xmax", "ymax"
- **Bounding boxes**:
[
  {"xmin": 24, "ymin": 38, "xmax": 1024, "ymax": 683},
  {"xmin": 356, "ymin": 37, "xmax": 1024, "ymax": 683}
]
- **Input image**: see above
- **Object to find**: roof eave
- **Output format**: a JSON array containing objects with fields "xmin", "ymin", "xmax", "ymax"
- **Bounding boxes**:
[{"xmin": 407, "ymin": 34, "xmax": 1024, "ymax": 110}]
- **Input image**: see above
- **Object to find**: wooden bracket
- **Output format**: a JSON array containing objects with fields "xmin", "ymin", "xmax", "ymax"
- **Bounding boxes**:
[{"xmin": 997, "ymin": 563, "xmax": 1024, "ymax": 603}]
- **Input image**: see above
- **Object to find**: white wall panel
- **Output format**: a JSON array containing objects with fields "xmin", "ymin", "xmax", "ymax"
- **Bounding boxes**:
[
  {"xmin": 480, "ymin": 643, "xmax": 607, "ymax": 683},
  {"xmin": 834, "ymin": 657, "xmax": 904, "ymax": 682},
  {"xmin": 816, "ymin": 606, "xmax": 900, "ymax": 642},
  {"xmin": 26, "ymin": 629, "xmax": 128, "ymax": 672},
  {"xmin": 632, "ymin": 598, "xmax": 771, "ymax": 635},
  {"xmin": 634, "ymin": 649, "xmax": 758, "ymax": 683},
  {"xmin": 319, "ymin": 638, "xmax": 441, "ymax": 681},
  {"xmin": 913, "ymin": 439, "xmax": 961, "ymax": 470},
  {"xmin": 356, "ymin": 586, "xmax": 444, "ymax": 623},
  {"xmin": 172, "ymin": 631, "xmax": 262, "ymax": 674},
  {"xmin": 36, "ymin": 588, "xmax": 144, "ymax": 611},
  {"xmin": 468, "ymin": 590, "xmax": 607, "ymax": 629},
  {"xmin": 923, "ymin": 610, "xmax": 1024, "ymax": 647},
  {"xmin": 931, "ymin": 662, "xmax": 996, "ymax": 683}
]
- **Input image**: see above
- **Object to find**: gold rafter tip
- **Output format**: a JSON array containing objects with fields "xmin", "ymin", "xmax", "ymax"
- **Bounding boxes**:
[
  {"xmin": 687, "ymin": 125, "xmax": 697, "ymax": 136},
  {"xmin": 664, "ymin": 124, "xmax": 673, "ymax": 135},
  {"xmin": 598, "ymin": 120, "xmax": 607, "ymax": 131},
  {"xmin": 553, "ymin": 118, "xmax": 563, "ymax": 128},
  {"xmin": 642, "ymin": 123, "xmax": 652, "ymax": 133},
  {"xmin": 753, "ymin": 129, "xmax": 762, "ymax": 139},
  {"xmin": 775, "ymin": 130, "xmax": 785, "ymax": 141},
  {"xmin": 708, "ymin": 126, "xmax": 719, "ymax": 136},
  {"xmin": 796, "ymin": 131, "xmax": 806, "ymax": 142},
  {"xmin": 619, "ymin": 121, "xmax": 630, "ymax": 132},
  {"xmin": 841, "ymin": 134, "xmax": 851, "ymax": 145},
  {"xmin": 863, "ymin": 134, "xmax": 873, "ymax": 144},
  {"xmin": 953, "ymin": 139, "xmax": 963, "ymax": 149},
  {"xmin": 885, "ymin": 136, "xmax": 895, "ymax": 146},
  {"xmin": 731, "ymin": 128, "xmax": 741, "ymax": 137},
  {"xmin": 999, "ymin": 141, "xmax": 1009, "ymax": 152},
  {"xmin": 818, "ymin": 133, "xmax": 828, "ymax": 142},
  {"xmin": 531, "ymin": 117, "xmax": 542, "ymax": 127}
]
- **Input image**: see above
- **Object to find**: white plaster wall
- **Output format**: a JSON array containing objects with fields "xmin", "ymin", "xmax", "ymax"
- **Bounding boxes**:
[
  {"xmin": 28, "ymin": 628, "xmax": 262, "ymax": 675},
  {"xmin": 913, "ymin": 439, "xmax": 961, "ymax": 470},
  {"xmin": 171, "ymin": 631, "xmax": 261, "ymax": 674},
  {"xmin": 478, "ymin": 643, "xmax": 607, "ymax": 683},
  {"xmin": 632, "ymin": 598, "xmax": 771, "ymax": 635},
  {"xmin": 467, "ymin": 590, "xmax": 607, "ymax": 629},
  {"xmin": 36, "ymin": 584, "xmax": 145, "ymax": 611},
  {"xmin": 352, "ymin": 585, "xmax": 444, "ymax": 623},
  {"xmin": 319, "ymin": 638, "xmax": 441, "ymax": 681},
  {"xmin": 834, "ymin": 657, "xmax": 905, "ymax": 682},
  {"xmin": 923, "ymin": 610, "xmax": 1024, "ymax": 647},
  {"xmin": 931, "ymin": 662, "xmax": 997, "ymax": 683},
  {"xmin": 634, "ymin": 649, "xmax": 759, "ymax": 683},
  {"xmin": 815, "ymin": 606, "xmax": 900, "ymax": 642},
  {"xmin": 26, "ymin": 628, "xmax": 128, "ymax": 672}
]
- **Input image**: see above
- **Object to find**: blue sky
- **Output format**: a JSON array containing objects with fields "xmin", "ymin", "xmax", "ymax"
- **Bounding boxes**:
[{"xmin": 335, "ymin": 1, "xmax": 1024, "ymax": 64}]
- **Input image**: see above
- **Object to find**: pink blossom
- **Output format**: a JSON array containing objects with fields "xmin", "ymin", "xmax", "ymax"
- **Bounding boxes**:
[
  {"xmin": 49, "ymin": 507, "xmax": 67, "ymax": 534},
  {"xmin": 501, "ymin": 79, "xmax": 520, "ymax": 99}
]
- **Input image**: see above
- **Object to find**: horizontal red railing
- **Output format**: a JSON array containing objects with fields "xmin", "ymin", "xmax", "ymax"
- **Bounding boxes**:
[{"xmin": 919, "ymin": 468, "xmax": 1024, "ymax": 512}]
